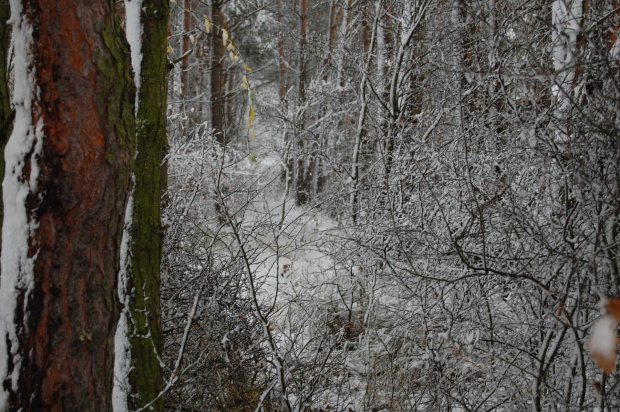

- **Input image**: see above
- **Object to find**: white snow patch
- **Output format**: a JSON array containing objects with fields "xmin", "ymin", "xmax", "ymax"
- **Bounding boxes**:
[
  {"xmin": 112, "ymin": 176, "xmax": 135, "ymax": 412},
  {"xmin": 0, "ymin": 1, "xmax": 41, "ymax": 408},
  {"xmin": 124, "ymin": 0, "xmax": 144, "ymax": 109}
]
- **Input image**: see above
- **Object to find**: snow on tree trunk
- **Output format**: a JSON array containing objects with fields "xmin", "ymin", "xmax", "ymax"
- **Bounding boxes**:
[
  {"xmin": 0, "ymin": 0, "xmax": 135, "ymax": 409},
  {"xmin": 112, "ymin": 182, "xmax": 134, "ymax": 412},
  {"xmin": 113, "ymin": 0, "xmax": 169, "ymax": 410}
]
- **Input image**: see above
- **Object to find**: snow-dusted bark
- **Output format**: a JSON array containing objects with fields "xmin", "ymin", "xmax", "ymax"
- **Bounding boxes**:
[
  {"xmin": 112, "ymin": 181, "xmax": 134, "ymax": 412},
  {"xmin": 0, "ymin": 0, "xmax": 135, "ymax": 409},
  {"xmin": 112, "ymin": 3, "xmax": 143, "ymax": 408},
  {"xmin": 0, "ymin": 2, "xmax": 39, "ymax": 407},
  {"xmin": 116, "ymin": 0, "xmax": 169, "ymax": 410}
]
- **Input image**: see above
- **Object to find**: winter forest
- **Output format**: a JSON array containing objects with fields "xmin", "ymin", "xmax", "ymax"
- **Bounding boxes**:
[{"xmin": 0, "ymin": 0, "xmax": 620, "ymax": 410}]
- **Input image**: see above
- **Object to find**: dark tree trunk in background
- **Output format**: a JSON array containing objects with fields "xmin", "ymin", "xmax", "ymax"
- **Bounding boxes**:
[
  {"xmin": 295, "ymin": 0, "xmax": 312, "ymax": 205},
  {"xmin": 0, "ymin": 0, "xmax": 12, "ymax": 257},
  {"xmin": 277, "ymin": 0, "xmax": 287, "ymax": 104},
  {"xmin": 323, "ymin": 0, "xmax": 342, "ymax": 82},
  {"xmin": 0, "ymin": 0, "xmax": 135, "ymax": 409},
  {"xmin": 211, "ymin": 0, "xmax": 226, "ymax": 145},
  {"xmin": 181, "ymin": 0, "xmax": 192, "ymax": 97}
]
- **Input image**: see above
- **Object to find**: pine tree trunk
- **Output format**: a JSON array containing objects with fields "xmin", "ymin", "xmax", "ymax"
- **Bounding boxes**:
[
  {"xmin": 323, "ymin": 0, "xmax": 343, "ymax": 82},
  {"xmin": 211, "ymin": 0, "xmax": 226, "ymax": 145},
  {"xmin": 295, "ymin": 0, "xmax": 310, "ymax": 205},
  {"xmin": 277, "ymin": 0, "xmax": 287, "ymax": 103},
  {"xmin": 0, "ymin": 0, "xmax": 135, "ymax": 409},
  {"xmin": 337, "ymin": 0, "xmax": 352, "ymax": 88}
]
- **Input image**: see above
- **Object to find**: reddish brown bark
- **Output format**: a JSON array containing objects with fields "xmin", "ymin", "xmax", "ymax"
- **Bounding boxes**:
[
  {"xmin": 211, "ymin": 0, "xmax": 226, "ymax": 145},
  {"xmin": 323, "ymin": 0, "xmax": 343, "ymax": 81},
  {"xmin": 607, "ymin": 0, "xmax": 620, "ymax": 73},
  {"xmin": 4, "ymin": 0, "xmax": 134, "ymax": 409},
  {"xmin": 361, "ymin": 0, "xmax": 372, "ymax": 53}
]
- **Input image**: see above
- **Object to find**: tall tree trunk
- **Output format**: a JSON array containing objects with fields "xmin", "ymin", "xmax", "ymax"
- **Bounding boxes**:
[
  {"xmin": 361, "ymin": 0, "xmax": 373, "ymax": 53},
  {"xmin": 382, "ymin": 2, "xmax": 422, "ymax": 197},
  {"xmin": 225, "ymin": 67, "xmax": 235, "ymax": 134},
  {"xmin": 295, "ymin": 0, "xmax": 311, "ymax": 205},
  {"xmin": 323, "ymin": 0, "xmax": 343, "ymax": 82},
  {"xmin": 0, "ymin": 0, "xmax": 12, "ymax": 259},
  {"xmin": 210, "ymin": 0, "xmax": 228, "ymax": 222},
  {"xmin": 277, "ymin": 0, "xmax": 287, "ymax": 103},
  {"xmin": 351, "ymin": 0, "xmax": 380, "ymax": 224},
  {"xmin": 337, "ymin": 0, "xmax": 352, "ymax": 87},
  {"xmin": 0, "ymin": 0, "xmax": 135, "ymax": 409},
  {"xmin": 211, "ymin": 0, "xmax": 226, "ymax": 145},
  {"xmin": 376, "ymin": 1, "xmax": 394, "ymax": 199},
  {"xmin": 181, "ymin": 0, "xmax": 192, "ymax": 97},
  {"xmin": 194, "ymin": 21, "xmax": 210, "ymax": 123},
  {"xmin": 118, "ymin": 0, "xmax": 170, "ymax": 410}
]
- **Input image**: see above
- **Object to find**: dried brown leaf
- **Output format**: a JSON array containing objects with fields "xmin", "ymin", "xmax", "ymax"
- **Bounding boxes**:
[{"xmin": 606, "ymin": 299, "xmax": 620, "ymax": 323}]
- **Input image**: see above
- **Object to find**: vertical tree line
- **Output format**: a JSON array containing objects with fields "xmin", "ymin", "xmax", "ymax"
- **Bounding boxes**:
[
  {"xmin": 0, "ymin": 0, "xmax": 171, "ymax": 409},
  {"xmin": 121, "ymin": 0, "xmax": 170, "ymax": 410}
]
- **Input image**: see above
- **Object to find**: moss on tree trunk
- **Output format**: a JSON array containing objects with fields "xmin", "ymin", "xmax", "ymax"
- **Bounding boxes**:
[{"xmin": 125, "ymin": 0, "xmax": 170, "ymax": 410}]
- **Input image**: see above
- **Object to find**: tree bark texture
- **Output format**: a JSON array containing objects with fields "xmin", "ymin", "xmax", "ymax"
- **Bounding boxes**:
[
  {"xmin": 0, "ymin": 0, "xmax": 12, "ymax": 256},
  {"xmin": 1, "ymin": 0, "xmax": 135, "ymax": 409},
  {"xmin": 210, "ymin": 0, "xmax": 226, "ymax": 145},
  {"xmin": 295, "ymin": 0, "xmax": 311, "ymax": 205},
  {"xmin": 126, "ymin": 0, "xmax": 169, "ymax": 410},
  {"xmin": 322, "ymin": 0, "xmax": 342, "ymax": 82}
]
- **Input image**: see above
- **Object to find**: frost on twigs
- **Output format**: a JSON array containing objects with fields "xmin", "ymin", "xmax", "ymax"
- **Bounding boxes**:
[{"xmin": 587, "ymin": 299, "xmax": 620, "ymax": 374}]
